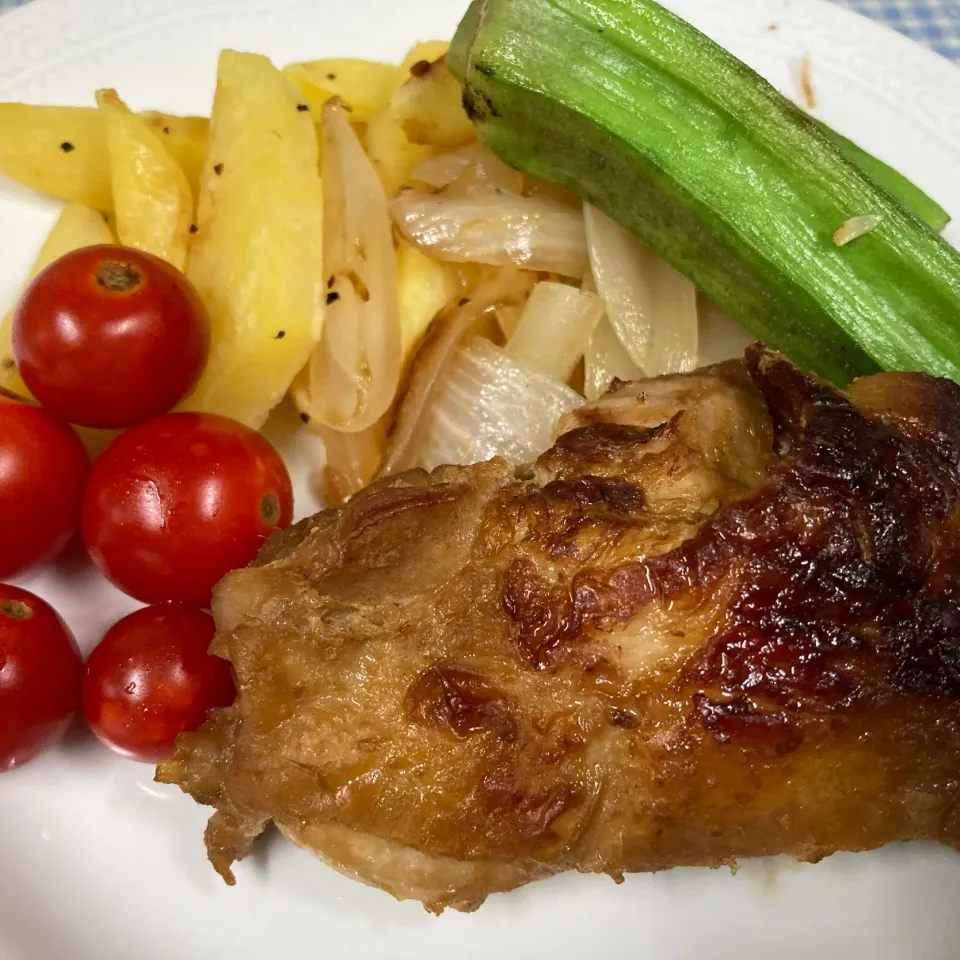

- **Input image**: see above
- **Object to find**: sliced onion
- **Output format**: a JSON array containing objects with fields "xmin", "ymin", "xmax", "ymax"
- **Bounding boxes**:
[
  {"xmin": 463, "ymin": 308, "xmax": 504, "ymax": 345},
  {"xmin": 496, "ymin": 304, "xmax": 523, "ymax": 340},
  {"xmin": 583, "ymin": 203, "xmax": 698, "ymax": 377},
  {"xmin": 414, "ymin": 337, "xmax": 582, "ymax": 471},
  {"xmin": 413, "ymin": 144, "xmax": 523, "ymax": 195},
  {"xmin": 443, "ymin": 149, "xmax": 524, "ymax": 197},
  {"xmin": 584, "ymin": 315, "xmax": 643, "ymax": 400},
  {"xmin": 391, "ymin": 189, "xmax": 588, "ymax": 278},
  {"xmin": 833, "ymin": 214, "xmax": 881, "ymax": 247},
  {"xmin": 697, "ymin": 296, "xmax": 755, "ymax": 367},
  {"xmin": 318, "ymin": 420, "xmax": 386, "ymax": 507},
  {"xmin": 379, "ymin": 268, "xmax": 536, "ymax": 476},
  {"xmin": 411, "ymin": 144, "xmax": 479, "ymax": 188},
  {"xmin": 523, "ymin": 176, "xmax": 581, "ymax": 208},
  {"xmin": 507, "ymin": 281, "xmax": 603, "ymax": 381},
  {"xmin": 293, "ymin": 99, "xmax": 401, "ymax": 433}
]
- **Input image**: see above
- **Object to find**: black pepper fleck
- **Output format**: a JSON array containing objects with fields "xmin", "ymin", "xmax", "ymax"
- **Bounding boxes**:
[
  {"xmin": 458, "ymin": 297, "xmax": 470, "ymax": 306},
  {"xmin": 296, "ymin": 103, "xmax": 309, "ymax": 112},
  {"xmin": 326, "ymin": 72, "xmax": 337, "ymax": 81},
  {"xmin": 162, "ymin": 126, "xmax": 171, "ymax": 134},
  {"xmin": 60, "ymin": 141, "xmax": 75, "ymax": 153},
  {"xmin": 326, "ymin": 291, "xmax": 340, "ymax": 305},
  {"xmin": 274, "ymin": 330, "xmax": 286, "ymax": 340},
  {"xmin": 327, "ymin": 276, "xmax": 336, "ymax": 289},
  {"xmin": 410, "ymin": 59, "xmax": 431, "ymax": 77},
  {"xmin": 300, "ymin": 412, "xmax": 311, "ymax": 424},
  {"xmin": 189, "ymin": 224, "xmax": 198, "ymax": 234},
  {"xmin": 213, "ymin": 163, "xmax": 224, "ymax": 175}
]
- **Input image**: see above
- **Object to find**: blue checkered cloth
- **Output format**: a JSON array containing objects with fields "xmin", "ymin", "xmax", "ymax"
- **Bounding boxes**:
[
  {"xmin": 832, "ymin": 0, "xmax": 960, "ymax": 58},
  {"xmin": 0, "ymin": 0, "xmax": 958, "ymax": 59}
]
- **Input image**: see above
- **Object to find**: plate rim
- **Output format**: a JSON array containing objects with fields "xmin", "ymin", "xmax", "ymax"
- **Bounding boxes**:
[{"xmin": 0, "ymin": 1, "xmax": 959, "ymax": 958}]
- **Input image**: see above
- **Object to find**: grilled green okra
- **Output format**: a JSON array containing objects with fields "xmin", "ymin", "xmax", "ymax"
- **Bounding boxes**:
[{"xmin": 449, "ymin": 0, "xmax": 960, "ymax": 384}]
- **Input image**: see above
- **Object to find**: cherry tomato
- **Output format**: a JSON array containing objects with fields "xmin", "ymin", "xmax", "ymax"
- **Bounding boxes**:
[
  {"xmin": 13, "ymin": 244, "xmax": 209, "ymax": 429},
  {"xmin": 0, "ymin": 397, "xmax": 89, "ymax": 579},
  {"xmin": 82, "ymin": 604, "xmax": 235, "ymax": 762},
  {"xmin": 0, "ymin": 585, "xmax": 82, "ymax": 772},
  {"xmin": 82, "ymin": 412, "xmax": 293, "ymax": 604}
]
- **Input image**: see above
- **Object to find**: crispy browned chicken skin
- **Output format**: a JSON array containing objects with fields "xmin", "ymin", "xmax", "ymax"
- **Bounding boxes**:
[{"xmin": 157, "ymin": 345, "xmax": 960, "ymax": 912}]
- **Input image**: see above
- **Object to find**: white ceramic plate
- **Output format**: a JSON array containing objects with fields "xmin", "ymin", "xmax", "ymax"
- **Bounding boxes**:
[{"xmin": 1, "ymin": 1, "xmax": 959, "ymax": 958}]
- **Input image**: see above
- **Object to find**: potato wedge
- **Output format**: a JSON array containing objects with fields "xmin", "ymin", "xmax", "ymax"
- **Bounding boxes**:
[
  {"xmin": 358, "ymin": 40, "xmax": 454, "ymax": 197},
  {"xmin": 1, "ymin": 201, "xmax": 114, "ymax": 397},
  {"xmin": 0, "ymin": 105, "xmax": 112, "ymax": 210},
  {"xmin": 363, "ymin": 107, "xmax": 438, "ymax": 198},
  {"xmin": 398, "ymin": 41, "xmax": 451, "ymax": 79},
  {"xmin": 0, "ymin": 104, "xmax": 209, "ymax": 211},
  {"xmin": 182, "ymin": 50, "xmax": 324, "ymax": 428},
  {"xmin": 97, "ymin": 89, "xmax": 192, "ymax": 269},
  {"xmin": 397, "ymin": 240, "xmax": 456, "ymax": 363},
  {"xmin": 283, "ymin": 59, "xmax": 399, "ymax": 124},
  {"xmin": 389, "ymin": 56, "xmax": 475, "ymax": 148},
  {"xmin": 141, "ymin": 113, "xmax": 209, "ymax": 200}
]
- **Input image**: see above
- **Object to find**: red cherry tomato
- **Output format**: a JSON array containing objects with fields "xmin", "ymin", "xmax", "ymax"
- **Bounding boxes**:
[
  {"xmin": 13, "ymin": 244, "xmax": 209, "ymax": 428},
  {"xmin": 82, "ymin": 412, "xmax": 293, "ymax": 604},
  {"xmin": 82, "ymin": 604, "xmax": 235, "ymax": 762},
  {"xmin": 0, "ymin": 397, "xmax": 89, "ymax": 579},
  {"xmin": 0, "ymin": 585, "xmax": 82, "ymax": 772}
]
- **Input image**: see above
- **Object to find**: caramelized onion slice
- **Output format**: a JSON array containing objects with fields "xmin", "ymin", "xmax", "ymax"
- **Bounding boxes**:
[
  {"xmin": 507, "ymin": 281, "xmax": 603, "ymax": 381},
  {"xmin": 318, "ymin": 419, "xmax": 386, "ymax": 507},
  {"xmin": 294, "ymin": 99, "xmax": 401, "ymax": 433},
  {"xmin": 584, "ymin": 203, "xmax": 698, "ymax": 377},
  {"xmin": 697, "ymin": 296, "xmax": 755, "ymax": 367},
  {"xmin": 413, "ymin": 143, "xmax": 523, "ymax": 195},
  {"xmin": 391, "ymin": 189, "xmax": 588, "ymax": 278},
  {"xmin": 378, "ymin": 269, "xmax": 535, "ymax": 476},
  {"xmin": 414, "ymin": 337, "xmax": 582, "ymax": 471},
  {"xmin": 584, "ymin": 315, "xmax": 642, "ymax": 401}
]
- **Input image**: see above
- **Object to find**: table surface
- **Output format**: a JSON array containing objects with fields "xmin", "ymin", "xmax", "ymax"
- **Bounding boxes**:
[{"xmin": 0, "ymin": 0, "xmax": 958, "ymax": 60}]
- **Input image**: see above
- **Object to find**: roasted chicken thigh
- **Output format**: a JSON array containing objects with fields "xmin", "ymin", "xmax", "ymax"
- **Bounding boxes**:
[{"xmin": 158, "ymin": 345, "xmax": 960, "ymax": 912}]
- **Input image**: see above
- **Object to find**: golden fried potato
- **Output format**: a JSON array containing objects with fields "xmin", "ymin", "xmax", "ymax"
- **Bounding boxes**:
[
  {"xmin": 181, "ymin": 50, "xmax": 324, "ymax": 428},
  {"xmin": 0, "ymin": 104, "xmax": 208, "ymax": 212},
  {"xmin": 97, "ymin": 90, "xmax": 192, "ymax": 269},
  {"xmin": 398, "ymin": 40, "xmax": 451, "ymax": 78},
  {"xmin": 141, "ymin": 113, "xmax": 209, "ymax": 200},
  {"xmin": 389, "ymin": 56, "xmax": 475, "ymax": 148},
  {"xmin": 283, "ymin": 59, "xmax": 399, "ymax": 124},
  {"xmin": 0, "ymin": 105, "xmax": 112, "ymax": 210},
  {"xmin": 397, "ymin": 240, "xmax": 456, "ymax": 363},
  {"xmin": 363, "ymin": 107, "xmax": 437, "ymax": 198},
  {"xmin": 0, "ymin": 201, "xmax": 115, "ymax": 397},
  {"xmin": 358, "ymin": 41, "xmax": 455, "ymax": 197}
]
